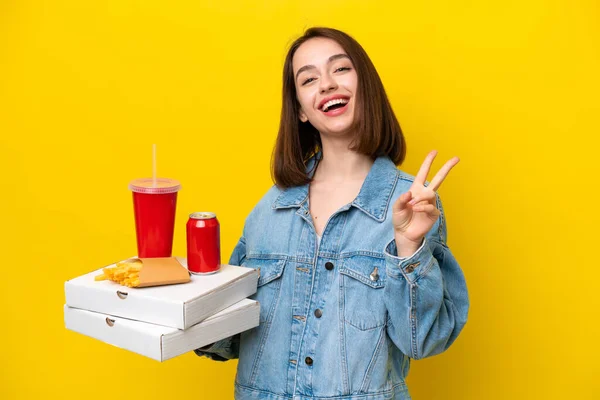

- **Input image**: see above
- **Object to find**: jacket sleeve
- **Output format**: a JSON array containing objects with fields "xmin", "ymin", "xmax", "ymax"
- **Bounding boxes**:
[
  {"xmin": 193, "ymin": 234, "xmax": 247, "ymax": 362},
  {"xmin": 383, "ymin": 194, "xmax": 469, "ymax": 360}
]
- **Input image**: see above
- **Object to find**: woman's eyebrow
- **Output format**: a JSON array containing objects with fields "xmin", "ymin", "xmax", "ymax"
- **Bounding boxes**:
[{"xmin": 295, "ymin": 54, "xmax": 350, "ymax": 80}]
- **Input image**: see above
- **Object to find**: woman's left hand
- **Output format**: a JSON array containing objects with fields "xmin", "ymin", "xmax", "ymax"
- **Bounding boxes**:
[{"xmin": 392, "ymin": 150, "xmax": 459, "ymax": 247}]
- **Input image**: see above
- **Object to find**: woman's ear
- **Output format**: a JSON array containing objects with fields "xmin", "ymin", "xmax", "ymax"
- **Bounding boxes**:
[{"xmin": 299, "ymin": 108, "xmax": 308, "ymax": 123}]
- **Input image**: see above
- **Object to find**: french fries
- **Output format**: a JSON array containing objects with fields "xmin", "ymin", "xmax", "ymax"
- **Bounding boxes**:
[{"xmin": 95, "ymin": 259, "xmax": 143, "ymax": 287}]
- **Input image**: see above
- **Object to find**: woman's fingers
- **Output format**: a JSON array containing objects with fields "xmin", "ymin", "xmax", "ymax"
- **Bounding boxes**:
[
  {"xmin": 392, "ymin": 191, "xmax": 413, "ymax": 213},
  {"xmin": 414, "ymin": 150, "xmax": 438, "ymax": 186},
  {"xmin": 408, "ymin": 188, "xmax": 436, "ymax": 206},
  {"xmin": 412, "ymin": 203, "xmax": 439, "ymax": 214},
  {"xmin": 428, "ymin": 156, "xmax": 460, "ymax": 191}
]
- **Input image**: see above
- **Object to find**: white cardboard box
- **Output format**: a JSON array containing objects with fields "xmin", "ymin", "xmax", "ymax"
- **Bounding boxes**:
[
  {"xmin": 65, "ymin": 258, "xmax": 258, "ymax": 329},
  {"xmin": 64, "ymin": 299, "xmax": 259, "ymax": 362}
]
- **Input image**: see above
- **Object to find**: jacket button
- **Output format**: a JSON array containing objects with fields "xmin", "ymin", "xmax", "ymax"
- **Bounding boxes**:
[
  {"xmin": 325, "ymin": 262, "xmax": 334, "ymax": 270},
  {"xmin": 305, "ymin": 357, "xmax": 313, "ymax": 365},
  {"xmin": 369, "ymin": 267, "xmax": 379, "ymax": 281},
  {"xmin": 314, "ymin": 309, "xmax": 322, "ymax": 318},
  {"xmin": 405, "ymin": 262, "xmax": 420, "ymax": 273}
]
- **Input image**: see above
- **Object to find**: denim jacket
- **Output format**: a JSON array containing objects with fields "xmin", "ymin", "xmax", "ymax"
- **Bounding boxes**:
[{"xmin": 195, "ymin": 152, "xmax": 469, "ymax": 400}]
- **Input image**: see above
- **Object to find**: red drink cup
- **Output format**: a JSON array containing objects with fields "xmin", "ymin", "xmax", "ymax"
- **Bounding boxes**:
[
  {"xmin": 186, "ymin": 212, "xmax": 221, "ymax": 274},
  {"xmin": 129, "ymin": 178, "xmax": 181, "ymax": 258}
]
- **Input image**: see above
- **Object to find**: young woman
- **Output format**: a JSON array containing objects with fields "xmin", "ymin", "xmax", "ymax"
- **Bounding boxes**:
[{"xmin": 196, "ymin": 27, "xmax": 469, "ymax": 400}]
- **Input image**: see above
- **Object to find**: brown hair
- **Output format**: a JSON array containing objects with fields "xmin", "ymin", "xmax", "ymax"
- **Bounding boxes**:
[{"xmin": 271, "ymin": 27, "xmax": 406, "ymax": 189}]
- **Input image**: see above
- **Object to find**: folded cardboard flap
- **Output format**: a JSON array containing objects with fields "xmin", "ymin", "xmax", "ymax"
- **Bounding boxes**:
[{"xmin": 136, "ymin": 257, "xmax": 191, "ymax": 288}]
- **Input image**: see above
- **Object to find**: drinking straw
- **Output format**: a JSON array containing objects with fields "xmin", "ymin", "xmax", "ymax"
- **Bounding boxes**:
[{"xmin": 153, "ymin": 144, "xmax": 157, "ymax": 187}]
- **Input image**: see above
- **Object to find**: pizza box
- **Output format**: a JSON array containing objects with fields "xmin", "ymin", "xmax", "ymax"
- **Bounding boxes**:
[
  {"xmin": 64, "ymin": 298, "xmax": 258, "ymax": 362},
  {"xmin": 64, "ymin": 257, "xmax": 258, "ymax": 329}
]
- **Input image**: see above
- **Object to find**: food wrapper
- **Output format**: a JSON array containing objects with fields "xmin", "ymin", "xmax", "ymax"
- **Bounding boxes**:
[{"xmin": 95, "ymin": 257, "xmax": 191, "ymax": 288}]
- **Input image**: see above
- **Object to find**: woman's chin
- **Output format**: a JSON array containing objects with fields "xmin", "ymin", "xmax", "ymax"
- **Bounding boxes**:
[
  {"xmin": 318, "ymin": 124, "xmax": 355, "ymax": 138},
  {"xmin": 316, "ymin": 118, "xmax": 356, "ymax": 137}
]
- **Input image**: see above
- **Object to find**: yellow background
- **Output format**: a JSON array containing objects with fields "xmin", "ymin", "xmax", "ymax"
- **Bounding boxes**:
[{"xmin": 1, "ymin": 0, "xmax": 598, "ymax": 399}]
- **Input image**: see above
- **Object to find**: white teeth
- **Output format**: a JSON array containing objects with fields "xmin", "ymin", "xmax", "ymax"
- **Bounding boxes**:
[{"xmin": 322, "ymin": 98, "xmax": 349, "ymax": 112}]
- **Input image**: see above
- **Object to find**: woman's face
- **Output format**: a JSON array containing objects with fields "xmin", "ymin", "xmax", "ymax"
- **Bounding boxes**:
[{"xmin": 292, "ymin": 37, "xmax": 358, "ymax": 137}]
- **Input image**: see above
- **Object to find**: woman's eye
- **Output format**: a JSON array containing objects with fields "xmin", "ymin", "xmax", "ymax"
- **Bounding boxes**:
[
  {"xmin": 335, "ymin": 67, "xmax": 351, "ymax": 73},
  {"xmin": 302, "ymin": 77, "xmax": 316, "ymax": 86}
]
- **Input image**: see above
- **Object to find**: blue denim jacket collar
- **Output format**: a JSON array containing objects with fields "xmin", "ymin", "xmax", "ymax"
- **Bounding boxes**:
[{"xmin": 272, "ymin": 151, "xmax": 399, "ymax": 222}]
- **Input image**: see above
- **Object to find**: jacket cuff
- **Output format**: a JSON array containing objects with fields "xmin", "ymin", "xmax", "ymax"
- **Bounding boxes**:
[
  {"xmin": 384, "ymin": 237, "xmax": 434, "ymax": 283},
  {"xmin": 193, "ymin": 340, "xmax": 230, "ymax": 361}
]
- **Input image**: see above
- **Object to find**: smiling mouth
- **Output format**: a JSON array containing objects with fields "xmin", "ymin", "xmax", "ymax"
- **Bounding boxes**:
[{"xmin": 321, "ymin": 98, "xmax": 350, "ymax": 112}]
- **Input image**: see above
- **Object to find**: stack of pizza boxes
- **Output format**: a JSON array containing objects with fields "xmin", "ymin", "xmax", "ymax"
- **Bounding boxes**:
[{"xmin": 63, "ymin": 256, "xmax": 259, "ymax": 362}]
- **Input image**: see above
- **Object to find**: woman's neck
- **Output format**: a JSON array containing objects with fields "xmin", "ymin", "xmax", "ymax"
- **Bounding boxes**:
[{"xmin": 313, "ymin": 138, "xmax": 374, "ymax": 183}]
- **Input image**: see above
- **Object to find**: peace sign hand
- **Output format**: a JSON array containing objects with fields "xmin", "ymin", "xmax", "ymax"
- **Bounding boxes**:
[{"xmin": 392, "ymin": 150, "xmax": 459, "ymax": 248}]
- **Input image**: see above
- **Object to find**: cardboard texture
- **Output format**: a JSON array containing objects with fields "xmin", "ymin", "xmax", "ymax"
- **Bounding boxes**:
[
  {"xmin": 136, "ymin": 257, "xmax": 190, "ymax": 287},
  {"xmin": 65, "ymin": 259, "xmax": 259, "ymax": 329},
  {"xmin": 64, "ymin": 298, "xmax": 260, "ymax": 362}
]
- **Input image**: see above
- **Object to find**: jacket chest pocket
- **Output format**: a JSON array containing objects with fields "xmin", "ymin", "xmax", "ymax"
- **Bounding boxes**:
[
  {"xmin": 340, "ymin": 256, "xmax": 387, "ymax": 331},
  {"xmin": 242, "ymin": 256, "xmax": 287, "ymax": 324}
]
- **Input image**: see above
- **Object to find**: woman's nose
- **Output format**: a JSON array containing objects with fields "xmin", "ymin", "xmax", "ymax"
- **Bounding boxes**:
[{"xmin": 319, "ymin": 74, "xmax": 338, "ymax": 93}]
